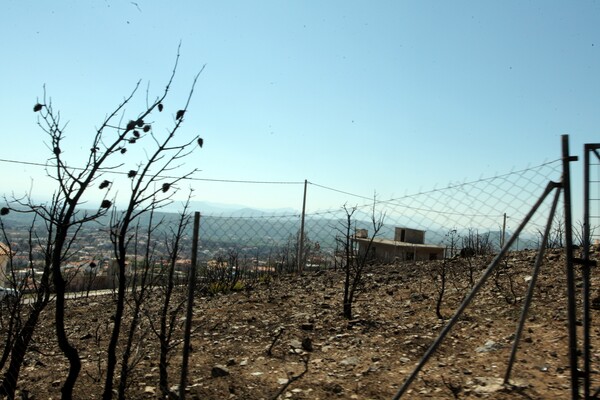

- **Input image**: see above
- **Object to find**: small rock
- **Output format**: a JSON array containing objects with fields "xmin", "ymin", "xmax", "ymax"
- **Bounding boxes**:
[
  {"xmin": 362, "ymin": 365, "xmax": 379, "ymax": 375},
  {"xmin": 340, "ymin": 356, "xmax": 360, "ymax": 367},
  {"xmin": 410, "ymin": 293, "xmax": 427, "ymax": 301},
  {"xmin": 476, "ymin": 340, "xmax": 503, "ymax": 353},
  {"xmin": 211, "ymin": 365, "xmax": 230, "ymax": 378},
  {"xmin": 302, "ymin": 337, "xmax": 313, "ymax": 352},
  {"xmin": 144, "ymin": 386, "xmax": 155, "ymax": 394},
  {"xmin": 324, "ymin": 382, "xmax": 344, "ymax": 394},
  {"xmin": 301, "ymin": 323, "xmax": 314, "ymax": 331}
]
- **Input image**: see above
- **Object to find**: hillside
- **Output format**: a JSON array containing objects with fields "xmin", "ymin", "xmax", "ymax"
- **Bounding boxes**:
[{"xmin": 3, "ymin": 248, "xmax": 598, "ymax": 399}]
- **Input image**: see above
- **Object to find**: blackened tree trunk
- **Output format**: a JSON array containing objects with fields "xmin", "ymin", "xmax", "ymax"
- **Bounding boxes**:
[
  {"xmin": 435, "ymin": 262, "xmax": 447, "ymax": 320},
  {"xmin": 0, "ymin": 296, "xmax": 48, "ymax": 398},
  {"xmin": 0, "ymin": 209, "xmax": 53, "ymax": 398},
  {"xmin": 157, "ymin": 202, "xmax": 192, "ymax": 398},
  {"xmin": 339, "ymin": 199, "xmax": 384, "ymax": 321},
  {"xmin": 102, "ymin": 230, "xmax": 128, "ymax": 400},
  {"xmin": 52, "ymin": 227, "xmax": 81, "ymax": 399}
]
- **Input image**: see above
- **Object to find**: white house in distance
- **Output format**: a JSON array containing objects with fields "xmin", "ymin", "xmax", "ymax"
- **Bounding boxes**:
[{"xmin": 353, "ymin": 227, "xmax": 445, "ymax": 262}]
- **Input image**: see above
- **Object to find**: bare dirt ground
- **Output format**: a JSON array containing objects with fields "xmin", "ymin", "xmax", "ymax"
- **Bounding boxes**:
[{"xmin": 5, "ymin": 248, "xmax": 600, "ymax": 399}]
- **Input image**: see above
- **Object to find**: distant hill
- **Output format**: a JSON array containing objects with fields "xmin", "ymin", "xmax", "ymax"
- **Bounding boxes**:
[
  {"xmin": 162, "ymin": 200, "xmax": 299, "ymax": 217},
  {"xmin": 0, "ymin": 201, "xmax": 541, "ymax": 255}
]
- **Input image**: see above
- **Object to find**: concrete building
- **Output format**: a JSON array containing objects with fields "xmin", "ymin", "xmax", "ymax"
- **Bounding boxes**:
[{"xmin": 353, "ymin": 227, "xmax": 445, "ymax": 263}]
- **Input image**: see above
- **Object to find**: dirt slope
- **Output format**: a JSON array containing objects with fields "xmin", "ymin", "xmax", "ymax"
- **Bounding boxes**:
[{"xmin": 6, "ymin": 248, "xmax": 599, "ymax": 399}]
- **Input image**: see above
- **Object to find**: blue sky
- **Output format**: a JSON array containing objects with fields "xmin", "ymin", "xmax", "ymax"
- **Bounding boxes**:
[{"xmin": 1, "ymin": 1, "xmax": 599, "ymax": 212}]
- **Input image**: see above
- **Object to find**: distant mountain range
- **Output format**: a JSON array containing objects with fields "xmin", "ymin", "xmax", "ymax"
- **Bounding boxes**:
[
  {"xmin": 162, "ymin": 200, "xmax": 299, "ymax": 217},
  {"xmin": 0, "ymin": 199, "xmax": 542, "ymax": 254}
]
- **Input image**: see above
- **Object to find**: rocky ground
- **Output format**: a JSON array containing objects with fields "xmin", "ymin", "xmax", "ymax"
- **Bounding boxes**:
[{"xmin": 3, "ymin": 248, "xmax": 600, "ymax": 399}]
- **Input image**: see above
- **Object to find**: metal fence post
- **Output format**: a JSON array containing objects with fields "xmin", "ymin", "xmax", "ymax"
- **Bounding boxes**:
[
  {"xmin": 561, "ymin": 134, "xmax": 580, "ymax": 400},
  {"xmin": 297, "ymin": 179, "xmax": 307, "ymax": 272},
  {"xmin": 180, "ymin": 211, "xmax": 200, "ymax": 399}
]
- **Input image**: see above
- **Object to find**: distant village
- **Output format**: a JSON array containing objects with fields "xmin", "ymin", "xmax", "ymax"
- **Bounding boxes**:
[
  {"xmin": 0, "ymin": 219, "xmax": 284, "ymax": 291},
  {"xmin": 1, "ymin": 221, "xmax": 452, "ymax": 292}
]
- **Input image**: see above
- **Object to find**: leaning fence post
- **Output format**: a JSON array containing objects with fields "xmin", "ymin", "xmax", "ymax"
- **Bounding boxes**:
[
  {"xmin": 504, "ymin": 185, "xmax": 561, "ymax": 384},
  {"xmin": 180, "ymin": 211, "xmax": 200, "ymax": 399},
  {"xmin": 392, "ymin": 181, "xmax": 559, "ymax": 399}
]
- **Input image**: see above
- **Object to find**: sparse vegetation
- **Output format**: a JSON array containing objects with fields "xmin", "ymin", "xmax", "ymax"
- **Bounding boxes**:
[
  {"xmin": 336, "ymin": 199, "xmax": 385, "ymax": 320},
  {"xmin": 0, "ymin": 249, "xmax": 595, "ymax": 399},
  {"xmin": 0, "ymin": 48, "xmax": 205, "ymax": 399}
]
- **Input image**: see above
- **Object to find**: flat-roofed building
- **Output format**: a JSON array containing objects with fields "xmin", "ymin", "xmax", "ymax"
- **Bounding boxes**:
[{"xmin": 353, "ymin": 227, "xmax": 445, "ymax": 262}]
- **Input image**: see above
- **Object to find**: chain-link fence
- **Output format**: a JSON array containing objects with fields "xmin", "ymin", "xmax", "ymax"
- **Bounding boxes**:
[
  {"xmin": 193, "ymin": 158, "xmax": 564, "ymax": 274},
  {"xmin": 587, "ymin": 144, "xmax": 600, "ymax": 247},
  {"xmin": 2, "ymin": 139, "xmax": 598, "ymax": 399}
]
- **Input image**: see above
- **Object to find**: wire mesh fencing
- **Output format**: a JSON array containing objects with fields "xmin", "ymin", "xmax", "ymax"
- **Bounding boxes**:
[
  {"xmin": 587, "ymin": 144, "xmax": 600, "ymax": 247},
  {"xmin": 0, "ymin": 144, "xmax": 593, "ymax": 399},
  {"xmin": 193, "ymin": 158, "xmax": 564, "ymax": 276}
]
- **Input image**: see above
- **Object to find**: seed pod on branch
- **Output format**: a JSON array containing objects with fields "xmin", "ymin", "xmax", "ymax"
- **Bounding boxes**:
[
  {"xmin": 162, "ymin": 183, "xmax": 171, "ymax": 193},
  {"xmin": 99, "ymin": 180, "xmax": 111, "ymax": 189},
  {"xmin": 0, "ymin": 207, "xmax": 9, "ymax": 216},
  {"xmin": 128, "ymin": 170, "xmax": 136, "ymax": 178},
  {"xmin": 100, "ymin": 200, "xmax": 112, "ymax": 209},
  {"xmin": 175, "ymin": 110, "xmax": 185, "ymax": 120},
  {"xmin": 197, "ymin": 138, "xmax": 203, "ymax": 148},
  {"xmin": 33, "ymin": 103, "xmax": 43, "ymax": 112},
  {"xmin": 157, "ymin": 103, "xmax": 164, "ymax": 112},
  {"xmin": 143, "ymin": 125, "xmax": 151, "ymax": 133}
]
